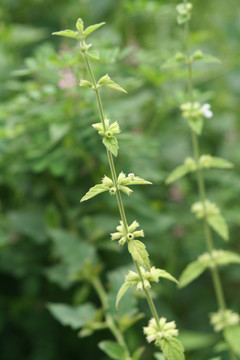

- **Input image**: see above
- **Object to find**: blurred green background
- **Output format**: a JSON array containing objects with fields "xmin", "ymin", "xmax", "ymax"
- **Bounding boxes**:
[{"xmin": 0, "ymin": 0, "xmax": 240, "ymax": 359}]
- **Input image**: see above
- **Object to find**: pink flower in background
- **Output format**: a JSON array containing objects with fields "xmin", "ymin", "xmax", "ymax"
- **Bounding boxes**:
[{"xmin": 58, "ymin": 68, "xmax": 76, "ymax": 89}]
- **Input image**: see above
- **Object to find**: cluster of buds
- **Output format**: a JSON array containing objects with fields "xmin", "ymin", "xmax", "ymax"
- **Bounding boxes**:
[
  {"xmin": 92, "ymin": 119, "xmax": 120, "ymax": 138},
  {"xmin": 210, "ymin": 310, "xmax": 240, "ymax": 332},
  {"xmin": 191, "ymin": 200, "xmax": 219, "ymax": 219},
  {"xmin": 111, "ymin": 220, "xmax": 144, "ymax": 245},
  {"xmin": 144, "ymin": 317, "xmax": 179, "ymax": 346},
  {"xmin": 176, "ymin": 2, "xmax": 193, "ymax": 25}
]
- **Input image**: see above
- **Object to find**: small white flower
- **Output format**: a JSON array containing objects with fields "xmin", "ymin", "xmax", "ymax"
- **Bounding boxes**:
[
  {"xmin": 143, "ymin": 317, "xmax": 179, "ymax": 346},
  {"xmin": 201, "ymin": 103, "xmax": 213, "ymax": 119}
]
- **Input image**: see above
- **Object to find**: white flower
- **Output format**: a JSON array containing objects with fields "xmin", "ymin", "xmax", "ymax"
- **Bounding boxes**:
[
  {"xmin": 210, "ymin": 309, "xmax": 240, "ymax": 332},
  {"xmin": 201, "ymin": 103, "xmax": 213, "ymax": 119}
]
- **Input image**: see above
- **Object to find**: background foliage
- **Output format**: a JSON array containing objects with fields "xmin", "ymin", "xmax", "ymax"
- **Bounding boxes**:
[{"xmin": 0, "ymin": 0, "xmax": 239, "ymax": 359}]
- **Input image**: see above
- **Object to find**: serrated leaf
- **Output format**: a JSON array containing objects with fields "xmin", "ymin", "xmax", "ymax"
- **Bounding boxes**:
[
  {"xmin": 122, "ymin": 176, "xmax": 152, "ymax": 186},
  {"xmin": 52, "ymin": 30, "xmax": 78, "ymax": 39},
  {"xmin": 179, "ymin": 259, "xmax": 208, "ymax": 288},
  {"xmin": 102, "ymin": 136, "xmax": 118, "ymax": 157},
  {"xmin": 223, "ymin": 325, "xmax": 240, "ymax": 356},
  {"xmin": 166, "ymin": 165, "xmax": 192, "ymax": 184},
  {"xmin": 47, "ymin": 303, "xmax": 96, "ymax": 329},
  {"xmin": 84, "ymin": 22, "xmax": 105, "ymax": 37},
  {"xmin": 207, "ymin": 214, "xmax": 229, "ymax": 241},
  {"xmin": 116, "ymin": 281, "xmax": 136, "ymax": 309},
  {"xmin": 188, "ymin": 117, "xmax": 203, "ymax": 135},
  {"xmin": 161, "ymin": 338, "xmax": 185, "ymax": 360},
  {"xmin": 81, "ymin": 184, "xmax": 108, "ymax": 202},
  {"xmin": 215, "ymin": 250, "xmax": 240, "ymax": 266},
  {"xmin": 98, "ymin": 341, "xmax": 126, "ymax": 360},
  {"xmin": 98, "ymin": 74, "xmax": 127, "ymax": 93},
  {"xmin": 154, "ymin": 269, "xmax": 178, "ymax": 284},
  {"xmin": 128, "ymin": 240, "xmax": 150, "ymax": 270}
]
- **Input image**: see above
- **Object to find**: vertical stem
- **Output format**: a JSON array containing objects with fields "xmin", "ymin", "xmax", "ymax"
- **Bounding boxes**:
[
  {"xmin": 184, "ymin": 19, "xmax": 226, "ymax": 313},
  {"xmin": 183, "ymin": 13, "xmax": 237, "ymax": 360},
  {"xmin": 84, "ymin": 54, "xmax": 161, "ymax": 330},
  {"xmin": 91, "ymin": 277, "xmax": 131, "ymax": 358}
]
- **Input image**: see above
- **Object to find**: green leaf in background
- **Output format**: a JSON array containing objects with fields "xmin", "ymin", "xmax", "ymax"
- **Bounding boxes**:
[
  {"xmin": 188, "ymin": 117, "xmax": 203, "ymax": 135},
  {"xmin": 48, "ymin": 229, "xmax": 96, "ymax": 275},
  {"xmin": 132, "ymin": 347, "xmax": 145, "ymax": 360},
  {"xmin": 161, "ymin": 337, "xmax": 185, "ymax": 360},
  {"xmin": 199, "ymin": 155, "xmax": 233, "ymax": 170},
  {"xmin": 179, "ymin": 258, "xmax": 208, "ymax": 288},
  {"xmin": 102, "ymin": 136, "xmax": 119, "ymax": 157},
  {"xmin": 166, "ymin": 157, "xmax": 196, "ymax": 184},
  {"xmin": 192, "ymin": 50, "xmax": 221, "ymax": 64},
  {"xmin": 154, "ymin": 353, "xmax": 165, "ymax": 360},
  {"xmin": 223, "ymin": 325, "xmax": 240, "ymax": 356},
  {"xmin": 214, "ymin": 250, "xmax": 240, "ymax": 266},
  {"xmin": 47, "ymin": 303, "xmax": 96, "ymax": 329},
  {"xmin": 178, "ymin": 331, "xmax": 218, "ymax": 351},
  {"xmin": 98, "ymin": 341, "xmax": 126, "ymax": 360},
  {"xmin": 207, "ymin": 214, "xmax": 229, "ymax": 241},
  {"xmin": 162, "ymin": 52, "xmax": 186, "ymax": 69},
  {"xmin": 128, "ymin": 240, "xmax": 150, "ymax": 270}
]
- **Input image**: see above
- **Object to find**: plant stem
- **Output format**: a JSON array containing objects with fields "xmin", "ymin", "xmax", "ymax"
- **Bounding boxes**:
[
  {"xmin": 184, "ymin": 17, "xmax": 237, "ymax": 360},
  {"xmin": 83, "ymin": 54, "xmax": 161, "ymax": 330},
  {"xmin": 91, "ymin": 277, "xmax": 131, "ymax": 358}
]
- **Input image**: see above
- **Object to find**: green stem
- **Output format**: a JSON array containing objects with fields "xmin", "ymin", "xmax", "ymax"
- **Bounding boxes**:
[
  {"xmin": 91, "ymin": 277, "xmax": 131, "ymax": 358},
  {"xmin": 84, "ymin": 54, "xmax": 161, "ymax": 330},
  {"xmin": 184, "ymin": 16, "xmax": 237, "ymax": 360}
]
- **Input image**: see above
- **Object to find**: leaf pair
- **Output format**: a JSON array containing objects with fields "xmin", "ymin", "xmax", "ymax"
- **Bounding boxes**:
[{"xmin": 179, "ymin": 250, "xmax": 240, "ymax": 288}]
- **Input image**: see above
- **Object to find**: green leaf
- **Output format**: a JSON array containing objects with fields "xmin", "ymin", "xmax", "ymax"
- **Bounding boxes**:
[
  {"xmin": 178, "ymin": 331, "xmax": 218, "ymax": 351},
  {"xmin": 166, "ymin": 165, "xmax": 191, "ymax": 184},
  {"xmin": 132, "ymin": 347, "xmax": 145, "ymax": 360},
  {"xmin": 153, "ymin": 269, "xmax": 178, "ymax": 284},
  {"xmin": 47, "ymin": 303, "xmax": 96, "ymax": 329},
  {"xmin": 119, "ymin": 185, "xmax": 133, "ymax": 196},
  {"xmin": 161, "ymin": 338, "xmax": 185, "ymax": 360},
  {"xmin": 214, "ymin": 250, "xmax": 240, "ymax": 266},
  {"xmin": 84, "ymin": 22, "xmax": 105, "ymax": 37},
  {"xmin": 128, "ymin": 240, "xmax": 150, "ymax": 270},
  {"xmin": 76, "ymin": 18, "xmax": 84, "ymax": 33},
  {"xmin": 179, "ymin": 259, "xmax": 208, "ymax": 288},
  {"xmin": 199, "ymin": 155, "xmax": 233, "ymax": 170},
  {"xmin": 162, "ymin": 53, "xmax": 186, "ymax": 69},
  {"xmin": 98, "ymin": 74, "xmax": 127, "ymax": 93},
  {"xmin": 48, "ymin": 229, "xmax": 96, "ymax": 275},
  {"xmin": 116, "ymin": 281, "xmax": 135, "ymax": 309},
  {"xmin": 98, "ymin": 341, "xmax": 126, "ymax": 360},
  {"xmin": 122, "ymin": 176, "xmax": 152, "ymax": 186},
  {"xmin": 102, "ymin": 136, "xmax": 119, "ymax": 157},
  {"xmin": 207, "ymin": 214, "xmax": 229, "ymax": 241},
  {"xmin": 154, "ymin": 353, "xmax": 165, "ymax": 360},
  {"xmin": 52, "ymin": 30, "xmax": 78, "ymax": 39},
  {"xmin": 224, "ymin": 325, "xmax": 240, "ymax": 356},
  {"xmin": 81, "ymin": 184, "xmax": 108, "ymax": 202},
  {"xmin": 194, "ymin": 54, "xmax": 221, "ymax": 64},
  {"xmin": 188, "ymin": 117, "xmax": 203, "ymax": 135}
]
